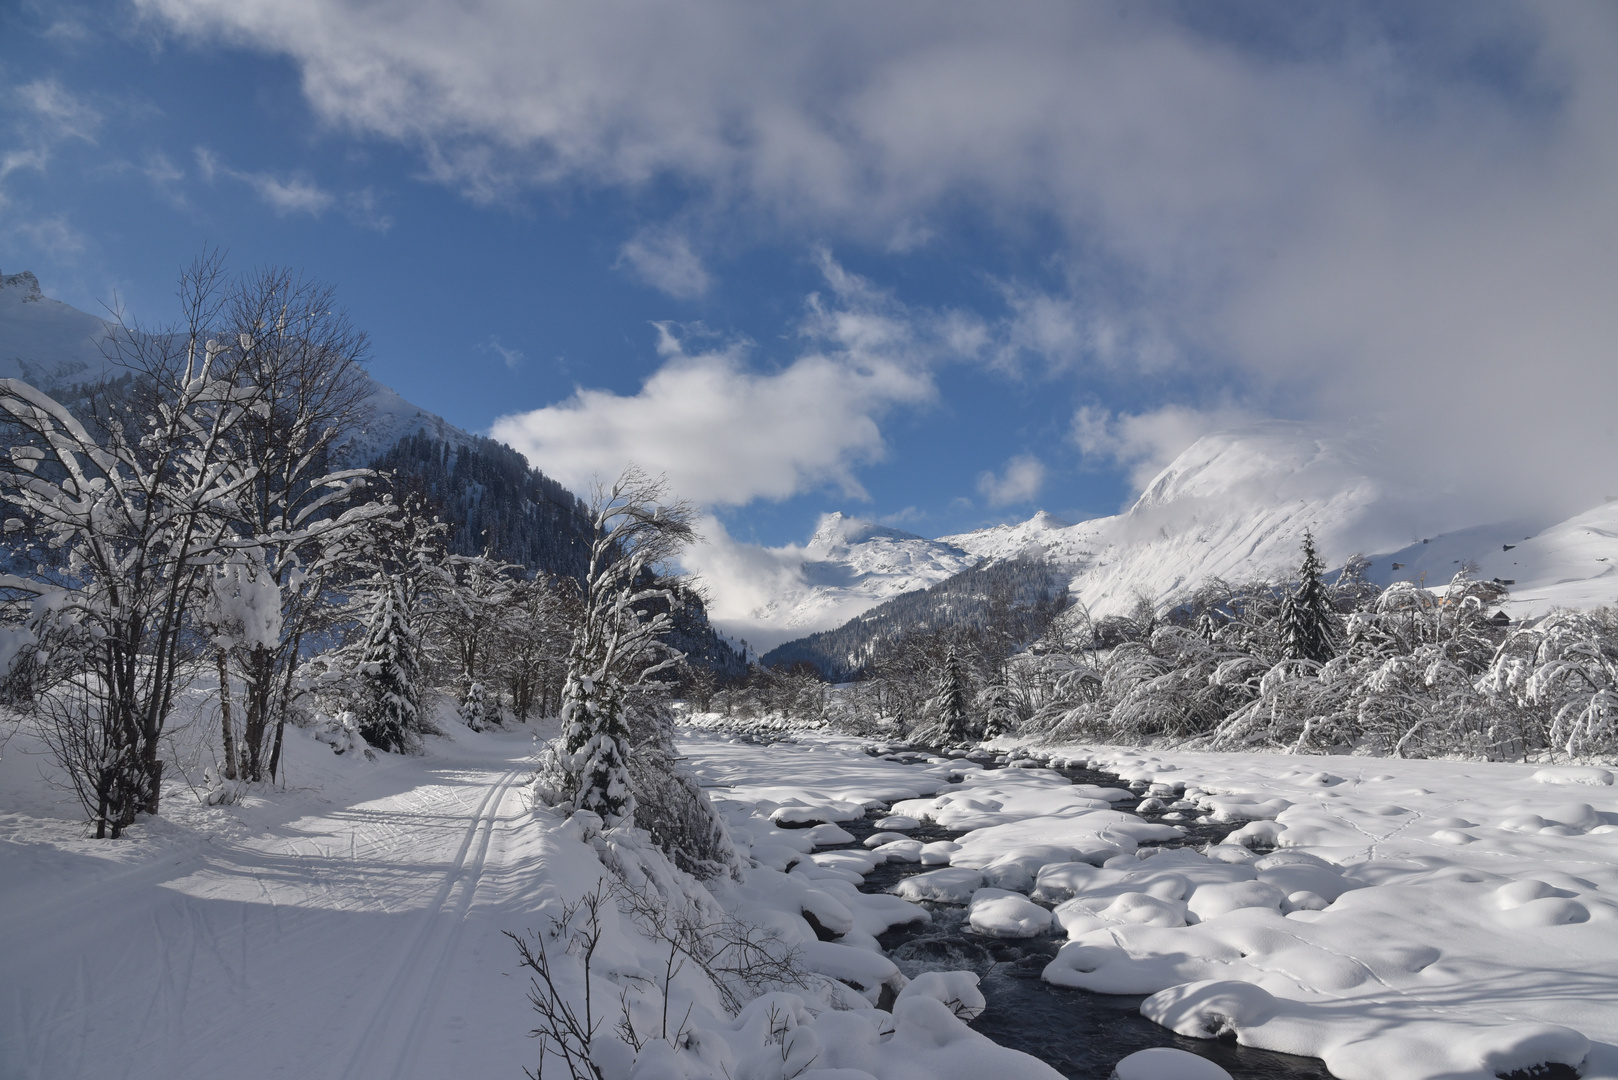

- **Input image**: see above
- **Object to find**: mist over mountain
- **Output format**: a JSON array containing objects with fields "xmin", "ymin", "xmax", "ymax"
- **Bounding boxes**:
[{"xmin": 759, "ymin": 420, "xmax": 1618, "ymax": 668}]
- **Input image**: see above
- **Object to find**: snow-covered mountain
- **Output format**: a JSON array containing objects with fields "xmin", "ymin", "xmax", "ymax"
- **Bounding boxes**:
[
  {"xmin": 940, "ymin": 421, "xmax": 1428, "ymax": 617},
  {"xmin": 940, "ymin": 420, "xmax": 1617, "ymax": 622},
  {"xmin": 737, "ymin": 512, "xmax": 981, "ymax": 647},
  {"xmin": 0, "ymin": 270, "xmax": 121, "ymax": 387},
  {"xmin": 1361, "ymin": 503, "xmax": 1618, "ymax": 618},
  {"xmin": 0, "ymin": 267, "xmax": 477, "ymax": 464}
]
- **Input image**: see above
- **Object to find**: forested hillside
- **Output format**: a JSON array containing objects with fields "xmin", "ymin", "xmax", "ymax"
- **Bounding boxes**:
[
  {"xmin": 371, "ymin": 431, "xmax": 594, "ymax": 579},
  {"xmin": 763, "ymin": 556, "xmax": 1069, "ymax": 680}
]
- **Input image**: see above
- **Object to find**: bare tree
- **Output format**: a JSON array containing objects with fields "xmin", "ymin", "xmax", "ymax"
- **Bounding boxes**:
[
  {"xmin": 0, "ymin": 256, "xmax": 258, "ymax": 835},
  {"xmin": 209, "ymin": 267, "xmax": 385, "ymax": 782}
]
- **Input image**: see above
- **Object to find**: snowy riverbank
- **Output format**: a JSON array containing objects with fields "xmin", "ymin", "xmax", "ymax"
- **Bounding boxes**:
[{"xmin": 687, "ymin": 729, "xmax": 1618, "ymax": 1080}]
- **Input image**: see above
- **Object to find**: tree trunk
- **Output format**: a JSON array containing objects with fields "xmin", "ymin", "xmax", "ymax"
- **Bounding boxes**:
[
  {"xmin": 268, "ymin": 632, "xmax": 301, "ymax": 784},
  {"xmin": 217, "ymin": 650, "xmax": 238, "ymax": 781},
  {"xmin": 268, "ymin": 718, "xmax": 286, "ymax": 786}
]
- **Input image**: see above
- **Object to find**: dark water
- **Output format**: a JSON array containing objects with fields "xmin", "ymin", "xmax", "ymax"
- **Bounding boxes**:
[{"xmin": 822, "ymin": 749, "xmax": 1335, "ymax": 1080}]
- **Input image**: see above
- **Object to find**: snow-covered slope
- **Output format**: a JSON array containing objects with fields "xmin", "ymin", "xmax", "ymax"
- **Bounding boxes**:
[
  {"xmin": 0, "ymin": 270, "xmax": 120, "ymax": 387},
  {"xmin": 0, "ymin": 268, "xmax": 476, "ymax": 465},
  {"xmin": 941, "ymin": 422, "xmax": 1432, "ymax": 618},
  {"xmin": 941, "ymin": 421, "xmax": 1618, "ymax": 621},
  {"xmin": 1364, "ymin": 502, "xmax": 1618, "ymax": 619},
  {"xmin": 741, "ymin": 512, "xmax": 981, "ymax": 646}
]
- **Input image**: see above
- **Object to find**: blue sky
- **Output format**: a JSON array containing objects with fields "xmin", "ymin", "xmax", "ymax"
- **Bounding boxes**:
[{"xmin": 4, "ymin": 2, "xmax": 1617, "ymax": 588}]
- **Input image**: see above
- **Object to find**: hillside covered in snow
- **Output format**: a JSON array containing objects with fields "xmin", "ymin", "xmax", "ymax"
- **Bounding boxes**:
[
  {"xmin": 733, "ymin": 512, "xmax": 983, "ymax": 649},
  {"xmin": 764, "ymin": 421, "xmax": 1618, "ymax": 668},
  {"xmin": 0, "ymin": 267, "xmax": 480, "ymax": 465}
]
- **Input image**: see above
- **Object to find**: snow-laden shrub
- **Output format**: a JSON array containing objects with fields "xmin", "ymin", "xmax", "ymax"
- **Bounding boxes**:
[
  {"xmin": 458, "ymin": 680, "xmax": 486, "ymax": 731},
  {"xmin": 1484, "ymin": 611, "xmax": 1618, "ymax": 757},
  {"xmin": 625, "ymin": 700, "xmax": 741, "ymax": 881},
  {"xmin": 310, "ymin": 710, "xmax": 367, "ymax": 757},
  {"xmin": 201, "ymin": 766, "xmax": 247, "ymax": 807}
]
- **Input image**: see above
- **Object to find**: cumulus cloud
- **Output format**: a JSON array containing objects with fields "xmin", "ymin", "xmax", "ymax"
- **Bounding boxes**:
[
  {"xmin": 138, "ymin": 1, "xmax": 1618, "ymax": 519},
  {"xmin": 977, "ymin": 454, "xmax": 1046, "ymax": 506},
  {"xmin": 676, "ymin": 515, "xmax": 814, "ymax": 647},
  {"xmin": 490, "ymin": 257, "xmax": 958, "ymax": 506},
  {"xmin": 618, "ymin": 227, "xmax": 711, "ymax": 299}
]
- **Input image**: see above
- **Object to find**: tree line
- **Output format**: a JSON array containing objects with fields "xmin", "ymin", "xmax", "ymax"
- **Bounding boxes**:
[{"xmin": 734, "ymin": 532, "xmax": 1618, "ymax": 763}]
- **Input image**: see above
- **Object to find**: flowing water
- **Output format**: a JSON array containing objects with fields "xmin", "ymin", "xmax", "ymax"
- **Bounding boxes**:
[{"xmin": 817, "ymin": 751, "xmax": 1334, "ymax": 1080}]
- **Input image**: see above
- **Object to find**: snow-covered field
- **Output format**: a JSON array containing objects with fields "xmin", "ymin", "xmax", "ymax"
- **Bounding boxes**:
[
  {"xmin": 0, "ymin": 717, "xmax": 553, "ymax": 1080},
  {"xmin": 8, "ymin": 703, "xmax": 1618, "ymax": 1080}
]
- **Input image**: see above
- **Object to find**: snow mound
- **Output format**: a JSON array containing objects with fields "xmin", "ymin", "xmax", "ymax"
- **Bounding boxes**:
[{"xmin": 1111, "ymin": 1046, "xmax": 1233, "ymax": 1080}]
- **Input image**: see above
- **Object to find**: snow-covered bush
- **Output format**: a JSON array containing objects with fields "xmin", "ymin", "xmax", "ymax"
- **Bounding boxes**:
[
  {"xmin": 309, "ymin": 710, "xmax": 366, "ymax": 757},
  {"xmin": 1483, "ymin": 610, "xmax": 1618, "ymax": 757},
  {"xmin": 458, "ymin": 680, "xmax": 487, "ymax": 731}
]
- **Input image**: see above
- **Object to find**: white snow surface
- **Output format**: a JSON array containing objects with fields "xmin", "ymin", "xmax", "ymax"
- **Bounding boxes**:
[
  {"xmin": 686, "ymin": 729, "xmax": 1618, "ymax": 1080},
  {"xmin": 10, "ymin": 696, "xmax": 1618, "ymax": 1080},
  {"xmin": 0, "ymin": 709, "xmax": 1064, "ymax": 1080}
]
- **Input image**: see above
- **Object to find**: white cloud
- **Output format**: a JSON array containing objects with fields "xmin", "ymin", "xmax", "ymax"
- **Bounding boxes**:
[
  {"xmin": 677, "ymin": 514, "xmax": 813, "ymax": 645},
  {"xmin": 1073, "ymin": 403, "xmax": 1257, "ymax": 492},
  {"xmin": 194, "ymin": 146, "xmax": 337, "ymax": 217},
  {"xmin": 618, "ymin": 227, "xmax": 711, "ymax": 299},
  {"xmin": 243, "ymin": 172, "xmax": 334, "ymax": 216},
  {"xmin": 977, "ymin": 454, "xmax": 1046, "ymax": 506},
  {"xmin": 8, "ymin": 215, "xmax": 88, "ymax": 259},
  {"xmin": 139, "ymin": 1, "xmax": 1618, "ymax": 520},
  {"xmin": 490, "ymin": 257, "xmax": 948, "ymax": 506},
  {"xmin": 1, "ymin": 79, "xmax": 99, "ymax": 188},
  {"xmin": 482, "ymin": 337, "xmax": 523, "ymax": 370},
  {"xmin": 342, "ymin": 187, "xmax": 393, "ymax": 232},
  {"xmin": 17, "ymin": 79, "xmax": 101, "ymax": 144}
]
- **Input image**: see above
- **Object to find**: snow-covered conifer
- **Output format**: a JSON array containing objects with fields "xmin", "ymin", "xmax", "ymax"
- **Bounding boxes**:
[
  {"xmin": 928, "ymin": 646, "xmax": 972, "ymax": 744},
  {"xmin": 355, "ymin": 574, "xmax": 420, "ymax": 753},
  {"xmin": 556, "ymin": 467, "xmax": 696, "ymax": 827},
  {"xmin": 1280, "ymin": 531, "xmax": 1337, "ymax": 664},
  {"xmin": 459, "ymin": 679, "xmax": 486, "ymax": 731}
]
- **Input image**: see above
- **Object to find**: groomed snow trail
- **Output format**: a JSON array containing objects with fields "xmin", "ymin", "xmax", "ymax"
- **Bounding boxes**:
[{"xmin": 0, "ymin": 729, "xmax": 553, "ymax": 1080}]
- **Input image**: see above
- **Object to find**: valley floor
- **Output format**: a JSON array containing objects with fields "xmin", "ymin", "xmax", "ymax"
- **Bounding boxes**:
[{"xmin": 6, "ymin": 711, "xmax": 1618, "ymax": 1080}]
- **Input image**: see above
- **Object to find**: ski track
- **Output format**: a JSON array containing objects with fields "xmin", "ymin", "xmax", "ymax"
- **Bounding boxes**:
[
  {"xmin": 335, "ymin": 765, "xmax": 523, "ymax": 1080},
  {"xmin": 1, "ymin": 738, "xmax": 537, "ymax": 1080}
]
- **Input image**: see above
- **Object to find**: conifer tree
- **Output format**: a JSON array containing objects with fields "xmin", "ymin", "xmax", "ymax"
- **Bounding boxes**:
[
  {"xmin": 1280, "ymin": 531, "xmax": 1337, "ymax": 664},
  {"xmin": 356, "ymin": 575, "xmax": 420, "ymax": 753},
  {"xmin": 459, "ymin": 679, "xmax": 486, "ymax": 731},
  {"xmin": 929, "ymin": 646, "xmax": 972, "ymax": 744},
  {"xmin": 559, "ymin": 468, "xmax": 696, "ymax": 827}
]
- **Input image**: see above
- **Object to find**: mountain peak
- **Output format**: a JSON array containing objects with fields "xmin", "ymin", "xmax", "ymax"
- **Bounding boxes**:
[
  {"xmin": 1, "ymin": 269, "xmax": 43, "ymax": 301},
  {"xmin": 807, "ymin": 511, "xmax": 927, "ymax": 550}
]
